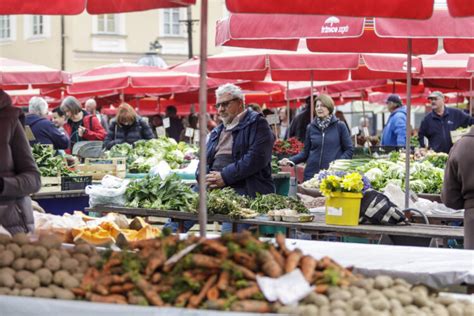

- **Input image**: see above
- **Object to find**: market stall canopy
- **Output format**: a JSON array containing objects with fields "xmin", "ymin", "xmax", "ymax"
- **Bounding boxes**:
[
  {"xmin": 225, "ymin": 0, "xmax": 473, "ymax": 18},
  {"xmin": 419, "ymin": 51, "xmax": 474, "ymax": 78},
  {"xmin": 217, "ymin": 10, "xmax": 474, "ymax": 54},
  {"xmin": 0, "ymin": 0, "xmax": 195, "ymax": 14},
  {"xmin": 0, "ymin": 58, "xmax": 72, "ymax": 90},
  {"xmin": 67, "ymin": 63, "xmax": 222, "ymax": 96}
]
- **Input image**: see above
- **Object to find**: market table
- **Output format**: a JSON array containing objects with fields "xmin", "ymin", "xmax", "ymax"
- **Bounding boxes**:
[
  {"xmin": 32, "ymin": 190, "xmax": 89, "ymax": 216},
  {"xmin": 86, "ymin": 206, "xmax": 464, "ymax": 247}
]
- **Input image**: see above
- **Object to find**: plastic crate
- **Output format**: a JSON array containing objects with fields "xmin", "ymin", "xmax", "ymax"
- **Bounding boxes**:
[{"xmin": 61, "ymin": 176, "xmax": 92, "ymax": 191}]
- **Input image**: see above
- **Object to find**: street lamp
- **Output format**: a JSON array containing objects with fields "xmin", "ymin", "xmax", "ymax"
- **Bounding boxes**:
[{"xmin": 137, "ymin": 39, "xmax": 167, "ymax": 68}]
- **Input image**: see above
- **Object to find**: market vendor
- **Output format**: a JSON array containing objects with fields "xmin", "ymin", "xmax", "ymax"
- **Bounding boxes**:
[
  {"xmin": 418, "ymin": 91, "xmax": 474, "ymax": 153},
  {"xmin": 166, "ymin": 83, "xmax": 275, "ymax": 233},
  {"xmin": 0, "ymin": 90, "xmax": 41, "ymax": 234},
  {"xmin": 442, "ymin": 126, "xmax": 474, "ymax": 249},
  {"xmin": 279, "ymin": 94, "xmax": 353, "ymax": 181}
]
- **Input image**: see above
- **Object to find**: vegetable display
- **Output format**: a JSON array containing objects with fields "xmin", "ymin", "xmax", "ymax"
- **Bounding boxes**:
[
  {"xmin": 125, "ymin": 175, "xmax": 198, "ymax": 212},
  {"xmin": 107, "ymin": 137, "xmax": 197, "ymax": 173},
  {"xmin": 32, "ymin": 144, "xmax": 73, "ymax": 177},
  {"xmin": 248, "ymin": 193, "xmax": 308, "ymax": 214},
  {"xmin": 273, "ymin": 137, "xmax": 304, "ymax": 156}
]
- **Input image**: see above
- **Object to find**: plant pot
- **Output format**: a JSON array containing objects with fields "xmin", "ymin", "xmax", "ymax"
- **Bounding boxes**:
[{"xmin": 325, "ymin": 192, "xmax": 363, "ymax": 226}]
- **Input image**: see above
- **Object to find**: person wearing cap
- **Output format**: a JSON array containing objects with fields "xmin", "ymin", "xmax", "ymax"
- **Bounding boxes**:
[
  {"xmin": 442, "ymin": 125, "xmax": 474, "ymax": 249},
  {"xmin": 279, "ymin": 94, "xmax": 353, "ymax": 181},
  {"xmin": 381, "ymin": 94, "xmax": 406, "ymax": 147},
  {"xmin": 418, "ymin": 91, "xmax": 474, "ymax": 153}
]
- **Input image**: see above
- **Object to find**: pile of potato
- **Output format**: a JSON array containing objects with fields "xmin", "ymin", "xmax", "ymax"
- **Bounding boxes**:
[
  {"xmin": 277, "ymin": 275, "xmax": 474, "ymax": 316},
  {"xmin": 0, "ymin": 233, "xmax": 100, "ymax": 300}
]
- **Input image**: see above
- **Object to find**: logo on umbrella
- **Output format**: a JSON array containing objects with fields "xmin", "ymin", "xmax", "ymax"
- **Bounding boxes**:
[{"xmin": 321, "ymin": 17, "xmax": 349, "ymax": 35}]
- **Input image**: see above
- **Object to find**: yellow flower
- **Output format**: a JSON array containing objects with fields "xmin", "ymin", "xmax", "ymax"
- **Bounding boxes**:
[{"xmin": 341, "ymin": 173, "xmax": 364, "ymax": 193}]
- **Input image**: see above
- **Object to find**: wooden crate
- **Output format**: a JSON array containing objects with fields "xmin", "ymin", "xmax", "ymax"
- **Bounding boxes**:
[
  {"xmin": 75, "ymin": 157, "xmax": 127, "ymax": 180},
  {"xmin": 39, "ymin": 176, "xmax": 62, "ymax": 193}
]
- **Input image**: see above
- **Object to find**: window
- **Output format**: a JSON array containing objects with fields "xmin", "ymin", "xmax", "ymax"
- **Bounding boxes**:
[
  {"xmin": 0, "ymin": 16, "xmax": 11, "ymax": 40},
  {"xmin": 32, "ymin": 15, "xmax": 44, "ymax": 36},
  {"xmin": 162, "ymin": 8, "xmax": 182, "ymax": 36},
  {"xmin": 97, "ymin": 14, "xmax": 118, "ymax": 34}
]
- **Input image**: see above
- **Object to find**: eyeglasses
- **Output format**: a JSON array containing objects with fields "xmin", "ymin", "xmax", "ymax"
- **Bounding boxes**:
[{"xmin": 215, "ymin": 97, "xmax": 239, "ymax": 109}]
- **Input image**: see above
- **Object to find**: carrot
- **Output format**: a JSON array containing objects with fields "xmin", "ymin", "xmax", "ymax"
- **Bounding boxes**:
[
  {"xmin": 187, "ymin": 274, "xmax": 218, "ymax": 308},
  {"xmin": 202, "ymin": 239, "xmax": 228, "ymax": 257},
  {"xmin": 205, "ymin": 298, "xmax": 228, "ymax": 310},
  {"xmin": 175, "ymin": 291, "xmax": 193, "ymax": 307},
  {"xmin": 89, "ymin": 293, "xmax": 128, "ymax": 304},
  {"xmin": 236, "ymin": 285, "xmax": 261, "ymax": 300},
  {"xmin": 258, "ymin": 249, "xmax": 283, "ymax": 278},
  {"xmin": 230, "ymin": 300, "xmax": 272, "ymax": 313},
  {"xmin": 151, "ymin": 272, "xmax": 162, "ymax": 284},
  {"xmin": 285, "ymin": 249, "xmax": 303, "ymax": 273},
  {"xmin": 206, "ymin": 285, "xmax": 220, "ymax": 301},
  {"xmin": 145, "ymin": 250, "xmax": 166, "ymax": 275},
  {"xmin": 109, "ymin": 285, "xmax": 124, "ymax": 294},
  {"xmin": 232, "ymin": 263, "xmax": 257, "ymax": 280},
  {"xmin": 136, "ymin": 278, "xmax": 164, "ymax": 306},
  {"xmin": 217, "ymin": 271, "xmax": 230, "ymax": 291},
  {"xmin": 314, "ymin": 284, "xmax": 329, "ymax": 294},
  {"xmin": 191, "ymin": 254, "xmax": 222, "ymax": 269},
  {"xmin": 269, "ymin": 245, "xmax": 285, "ymax": 270},
  {"xmin": 94, "ymin": 283, "xmax": 109, "ymax": 295},
  {"xmin": 317, "ymin": 256, "xmax": 335, "ymax": 270},
  {"xmin": 300, "ymin": 255, "xmax": 317, "ymax": 282},
  {"xmin": 128, "ymin": 239, "xmax": 161, "ymax": 250},
  {"xmin": 233, "ymin": 252, "xmax": 257, "ymax": 270},
  {"xmin": 122, "ymin": 282, "xmax": 135, "ymax": 292},
  {"xmin": 71, "ymin": 287, "xmax": 86, "ymax": 297},
  {"xmin": 275, "ymin": 233, "xmax": 289, "ymax": 256},
  {"xmin": 103, "ymin": 253, "xmax": 122, "ymax": 272}
]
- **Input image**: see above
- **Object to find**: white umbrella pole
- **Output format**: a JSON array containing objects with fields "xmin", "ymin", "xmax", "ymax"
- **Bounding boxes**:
[
  {"xmin": 198, "ymin": 0, "xmax": 208, "ymax": 238},
  {"xmin": 404, "ymin": 39, "xmax": 413, "ymax": 209},
  {"xmin": 470, "ymin": 76, "xmax": 473, "ymax": 116},
  {"xmin": 286, "ymin": 81, "xmax": 290, "ymax": 137},
  {"xmin": 310, "ymin": 72, "xmax": 314, "ymax": 119}
]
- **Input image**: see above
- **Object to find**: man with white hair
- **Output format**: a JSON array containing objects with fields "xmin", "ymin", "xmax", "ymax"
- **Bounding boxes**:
[
  {"xmin": 25, "ymin": 97, "xmax": 69, "ymax": 150},
  {"xmin": 85, "ymin": 98, "xmax": 108, "ymax": 130}
]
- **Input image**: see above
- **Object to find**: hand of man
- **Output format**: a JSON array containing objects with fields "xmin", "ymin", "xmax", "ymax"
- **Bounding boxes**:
[
  {"xmin": 278, "ymin": 158, "xmax": 293, "ymax": 166},
  {"xmin": 205, "ymin": 171, "xmax": 225, "ymax": 189},
  {"xmin": 78, "ymin": 126, "xmax": 86, "ymax": 137}
]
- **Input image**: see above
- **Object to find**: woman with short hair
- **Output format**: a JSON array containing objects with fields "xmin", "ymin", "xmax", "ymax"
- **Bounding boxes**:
[{"xmin": 103, "ymin": 103, "xmax": 154, "ymax": 150}]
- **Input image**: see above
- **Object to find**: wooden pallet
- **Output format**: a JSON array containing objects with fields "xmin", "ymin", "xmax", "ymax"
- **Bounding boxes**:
[
  {"xmin": 39, "ymin": 176, "xmax": 62, "ymax": 193},
  {"xmin": 75, "ymin": 157, "xmax": 127, "ymax": 180}
]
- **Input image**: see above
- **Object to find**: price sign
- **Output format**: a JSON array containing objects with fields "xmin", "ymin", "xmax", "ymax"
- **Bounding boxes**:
[
  {"xmin": 266, "ymin": 114, "xmax": 280, "ymax": 125},
  {"xmin": 163, "ymin": 117, "xmax": 170, "ymax": 129},
  {"xmin": 155, "ymin": 126, "xmax": 166, "ymax": 137},
  {"xmin": 185, "ymin": 128, "xmax": 194, "ymax": 138}
]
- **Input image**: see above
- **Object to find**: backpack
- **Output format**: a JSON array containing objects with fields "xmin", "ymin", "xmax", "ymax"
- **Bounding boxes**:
[{"xmin": 359, "ymin": 189, "xmax": 408, "ymax": 225}]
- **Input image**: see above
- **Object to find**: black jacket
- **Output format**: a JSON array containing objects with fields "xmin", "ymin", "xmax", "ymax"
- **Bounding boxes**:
[
  {"xmin": 104, "ymin": 117, "xmax": 155, "ymax": 150},
  {"xmin": 287, "ymin": 106, "xmax": 311, "ymax": 142}
]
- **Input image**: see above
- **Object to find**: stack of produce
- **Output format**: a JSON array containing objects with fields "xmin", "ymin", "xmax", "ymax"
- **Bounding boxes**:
[
  {"xmin": 107, "ymin": 137, "xmax": 197, "ymax": 173},
  {"xmin": 32, "ymin": 144, "xmax": 73, "ymax": 177},
  {"xmin": 0, "ymin": 233, "xmax": 99, "ymax": 300},
  {"xmin": 74, "ymin": 232, "xmax": 357, "ymax": 311},
  {"xmin": 273, "ymin": 137, "xmax": 304, "ymax": 157}
]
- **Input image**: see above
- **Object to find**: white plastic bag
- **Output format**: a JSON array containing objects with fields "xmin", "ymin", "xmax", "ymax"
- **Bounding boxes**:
[
  {"xmin": 150, "ymin": 160, "xmax": 171, "ymax": 180},
  {"xmin": 85, "ymin": 176, "xmax": 130, "ymax": 207}
]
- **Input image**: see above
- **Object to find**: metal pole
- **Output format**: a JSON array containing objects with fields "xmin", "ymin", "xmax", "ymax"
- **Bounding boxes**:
[
  {"xmin": 286, "ymin": 81, "xmax": 290, "ymax": 135},
  {"xmin": 198, "ymin": 0, "xmax": 208, "ymax": 238},
  {"xmin": 404, "ymin": 39, "xmax": 413, "ymax": 209},
  {"xmin": 61, "ymin": 16, "xmax": 65, "ymax": 70},
  {"xmin": 310, "ymin": 72, "xmax": 314, "ymax": 120},
  {"xmin": 470, "ymin": 76, "xmax": 473, "ymax": 116}
]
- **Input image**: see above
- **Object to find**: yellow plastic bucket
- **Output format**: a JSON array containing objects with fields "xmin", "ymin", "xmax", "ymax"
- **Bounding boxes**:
[{"xmin": 325, "ymin": 192, "xmax": 363, "ymax": 226}]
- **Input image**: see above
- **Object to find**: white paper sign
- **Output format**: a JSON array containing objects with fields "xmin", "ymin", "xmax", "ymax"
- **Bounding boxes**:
[
  {"xmin": 155, "ymin": 126, "xmax": 166, "ymax": 137},
  {"xmin": 266, "ymin": 114, "xmax": 280, "ymax": 126},
  {"xmin": 257, "ymin": 269, "xmax": 313, "ymax": 305},
  {"xmin": 351, "ymin": 126, "xmax": 360, "ymax": 136},
  {"xmin": 185, "ymin": 127, "xmax": 194, "ymax": 138},
  {"xmin": 327, "ymin": 207, "xmax": 343, "ymax": 217},
  {"xmin": 193, "ymin": 130, "xmax": 200, "ymax": 143},
  {"xmin": 163, "ymin": 117, "xmax": 170, "ymax": 129}
]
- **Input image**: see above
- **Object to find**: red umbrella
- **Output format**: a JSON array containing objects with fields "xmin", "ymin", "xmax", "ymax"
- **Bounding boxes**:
[
  {"xmin": 0, "ymin": 0, "xmax": 195, "ymax": 15},
  {"xmin": 0, "ymin": 57, "xmax": 72, "ymax": 90},
  {"xmin": 67, "ymin": 63, "xmax": 218, "ymax": 96},
  {"xmin": 225, "ymin": 0, "xmax": 473, "ymax": 18}
]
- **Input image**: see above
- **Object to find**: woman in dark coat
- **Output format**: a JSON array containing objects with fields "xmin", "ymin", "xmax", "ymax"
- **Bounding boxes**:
[
  {"xmin": 0, "ymin": 90, "xmax": 41, "ymax": 234},
  {"xmin": 104, "ymin": 103, "xmax": 155, "ymax": 150},
  {"xmin": 280, "ymin": 94, "xmax": 353, "ymax": 181}
]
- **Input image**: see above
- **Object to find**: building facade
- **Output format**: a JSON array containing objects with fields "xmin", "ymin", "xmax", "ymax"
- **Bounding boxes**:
[{"xmin": 0, "ymin": 1, "xmax": 228, "ymax": 72}]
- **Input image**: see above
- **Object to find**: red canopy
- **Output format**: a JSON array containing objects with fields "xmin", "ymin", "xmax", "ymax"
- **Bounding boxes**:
[
  {"xmin": 225, "ymin": 0, "xmax": 473, "ymax": 18},
  {"xmin": 0, "ymin": 0, "xmax": 195, "ymax": 15},
  {"xmin": 419, "ymin": 51, "xmax": 474, "ymax": 79},
  {"xmin": 0, "ymin": 58, "xmax": 72, "ymax": 90}
]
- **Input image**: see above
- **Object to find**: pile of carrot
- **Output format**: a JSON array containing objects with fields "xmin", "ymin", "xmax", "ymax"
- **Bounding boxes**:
[{"xmin": 72, "ymin": 232, "xmax": 357, "ymax": 312}]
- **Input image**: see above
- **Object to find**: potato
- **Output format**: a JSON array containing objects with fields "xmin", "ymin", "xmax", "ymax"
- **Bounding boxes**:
[
  {"xmin": 21, "ymin": 274, "xmax": 40, "ymax": 289},
  {"xmin": 367, "ymin": 289, "xmax": 384, "ymax": 301},
  {"xmin": 302, "ymin": 292, "xmax": 319, "ymax": 305},
  {"xmin": 0, "ymin": 271, "xmax": 15, "ymax": 288},
  {"xmin": 33, "ymin": 246, "xmax": 49, "ymax": 261},
  {"xmin": 62, "ymin": 276, "xmax": 79, "ymax": 289},
  {"xmin": 25, "ymin": 259, "xmax": 43, "ymax": 271},
  {"xmin": 371, "ymin": 298, "xmax": 390, "ymax": 311},
  {"xmin": 437, "ymin": 295, "xmax": 457, "ymax": 306},
  {"xmin": 61, "ymin": 258, "xmax": 79, "ymax": 273},
  {"xmin": 72, "ymin": 273, "xmax": 84, "ymax": 281},
  {"xmin": 73, "ymin": 243, "xmax": 93, "ymax": 255},
  {"xmin": 330, "ymin": 299, "xmax": 348, "ymax": 311},
  {"xmin": 38, "ymin": 235, "xmax": 62, "ymax": 250},
  {"xmin": 381, "ymin": 288, "xmax": 398, "ymax": 300},
  {"xmin": 404, "ymin": 304, "xmax": 420, "ymax": 314},
  {"xmin": 0, "ymin": 267, "xmax": 15, "ymax": 276},
  {"xmin": 349, "ymin": 286, "xmax": 367, "ymax": 298},
  {"xmin": 299, "ymin": 305, "xmax": 319, "ymax": 316},
  {"xmin": 447, "ymin": 303, "xmax": 463, "ymax": 316},
  {"xmin": 72, "ymin": 253, "xmax": 89, "ymax": 264},
  {"xmin": 412, "ymin": 285, "xmax": 429, "ymax": 296},
  {"xmin": 392, "ymin": 284, "xmax": 411, "ymax": 293},
  {"xmin": 389, "ymin": 298, "xmax": 403, "ymax": 310},
  {"xmin": 330, "ymin": 309, "xmax": 346, "ymax": 316},
  {"xmin": 12, "ymin": 233, "xmax": 29, "ymax": 246},
  {"xmin": 311, "ymin": 293, "xmax": 330, "ymax": 307},
  {"xmin": 77, "ymin": 262, "xmax": 89, "ymax": 274},
  {"xmin": 15, "ymin": 270, "xmax": 33, "ymax": 283},
  {"xmin": 432, "ymin": 306, "xmax": 449, "ymax": 316},
  {"xmin": 21, "ymin": 244, "xmax": 36, "ymax": 259},
  {"xmin": 44, "ymin": 256, "xmax": 61, "ymax": 272},
  {"xmin": 0, "ymin": 250, "xmax": 15, "ymax": 267},
  {"xmin": 53, "ymin": 270, "xmax": 70, "ymax": 286},
  {"xmin": 0, "ymin": 287, "xmax": 11, "ymax": 295},
  {"xmin": 0, "ymin": 234, "xmax": 11, "ymax": 245},
  {"xmin": 35, "ymin": 268, "xmax": 53, "ymax": 286},
  {"xmin": 318, "ymin": 306, "xmax": 331, "ymax": 316},
  {"xmin": 19, "ymin": 288, "xmax": 34, "ymax": 296},
  {"xmin": 50, "ymin": 286, "xmax": 75, "ymax": 300},
  {"xmin": 0, "ymin": 245, "xmax": 4, "ymax": 251},
  {"xmin": 397, "ymin": 292, "xmax": 414, "ymax": 306},
  {"xmin": 12, "ymin": 258, "xmax": 28, "ymax": 271},
  {"xmin": 34, "ymin": 287, "xmax": 54, "ymax": 298},
  {"xmin": 349, "ymin": 297, "xmax": 365, "ymax": 311},
  {"xmin": 463, "ymin": 304, "xmax": 474, "ymax": 316},
  {"xmin": 391, "ymin": 307, "xmax": 406, "ymax": 316},
  {"xmin": 329, "ymin": 289, "xmax": 352, "ymax": 301},
  {"xmin": 413, "ymin": 293, "xmax": 430, "ymax": 308},
  {"xmin": 59, "ymin": 249, "xmax": 71, "ymax": 259},
  {"xmin": 48, "ymin": 249, "xmax": 61, "ymax": 258},
  {"xmin": 374, "ymin": 275, "xmax": 394, "ymax": 289}
]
